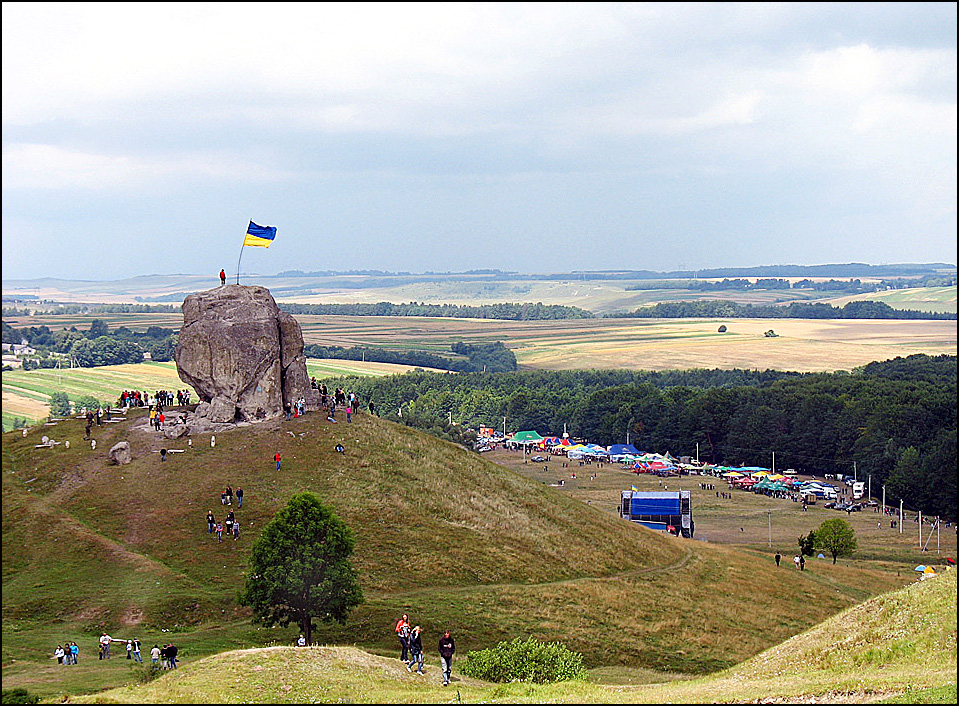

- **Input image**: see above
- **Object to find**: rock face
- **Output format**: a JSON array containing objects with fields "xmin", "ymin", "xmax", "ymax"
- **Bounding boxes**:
[{"xmin": 175, "ymin": 285, "xmax": 318, "ymax": 423}]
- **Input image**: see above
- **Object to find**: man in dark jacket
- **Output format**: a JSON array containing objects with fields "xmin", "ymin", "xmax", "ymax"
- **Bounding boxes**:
[{"xmin": 438, "ymin": 630, "xmax": 455, "ymax": 686}]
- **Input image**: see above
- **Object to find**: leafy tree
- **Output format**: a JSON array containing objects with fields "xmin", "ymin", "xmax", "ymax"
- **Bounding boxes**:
[
  {"xmin": 73, "ymin": 395, "xmax": 102, "ymax": 413},
  {"xmin": 241, "ymin": 493, "xmax": 362, "ymax": 645},
  {"xmin": 813, "ymin": 518, "xmax": 858, "ymax": 564},
  {"xmin": 798, "ymin": 531, "xmax": 816, "ymax": 557},
  {"xmin": 49, "ymin": 392, "xmax": 71, "ymax": 418}
]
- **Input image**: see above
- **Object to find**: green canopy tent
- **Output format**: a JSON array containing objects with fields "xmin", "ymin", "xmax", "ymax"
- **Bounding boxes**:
[{"xmin": 509, "ymin": 431, "xmax": 544, "ymax": 447}]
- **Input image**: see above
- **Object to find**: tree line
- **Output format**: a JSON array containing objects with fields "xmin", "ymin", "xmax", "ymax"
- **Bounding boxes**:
[
  {"xmin": 610, "ymin": 300, "xmax": 956, "ymax": 320},
  {"xmin": 331, "ymin": 355, "xmax": 956, "ymax": 519},
  {"xmin": 303, "ymin": 341, "xmax": 517, "ymax": 373},
  {"xmin": 279, "ymin": 301, "xmax": 593, "ymax": 320},
  {"xmin": 2, "ymin": 319, "xmax": 176, "ymax": 368}
]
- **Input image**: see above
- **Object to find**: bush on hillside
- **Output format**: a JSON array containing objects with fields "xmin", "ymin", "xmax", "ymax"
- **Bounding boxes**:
[
  {"xmin": 460, "ymin": 636, "xmax": 588, "ymax": 684},
  {"xmin": 1, "ymin": 689, "xmax": 40, "ymax": 704},
  {"xmin": 49, "ymin": 391, "xmax": 71, "ymax": 417}
]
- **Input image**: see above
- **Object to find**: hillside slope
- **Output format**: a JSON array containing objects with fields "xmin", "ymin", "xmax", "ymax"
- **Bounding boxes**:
[
  {"xmin": 62, "ymin": 569, "xmax": 958, "ymax": 704},
  {"xmin": 2, "ymin": 408, "xmax": 907, "ymax": 699}
]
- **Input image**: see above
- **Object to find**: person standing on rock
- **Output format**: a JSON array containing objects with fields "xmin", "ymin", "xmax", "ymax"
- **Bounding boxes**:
[{"xmin": 220, "ymin": 269, "xmax": 226, "ymax": 286}]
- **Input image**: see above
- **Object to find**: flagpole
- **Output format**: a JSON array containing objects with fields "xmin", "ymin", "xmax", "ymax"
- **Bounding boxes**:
[{"xmin": 236, "ymin": 219, "xmax": 249, "ymax": 284}]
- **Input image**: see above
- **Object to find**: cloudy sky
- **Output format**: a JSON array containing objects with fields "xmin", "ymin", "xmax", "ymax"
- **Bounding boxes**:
[{"xmin": 2, "ymin": 2, "xmax": 956, "ymax": 280}]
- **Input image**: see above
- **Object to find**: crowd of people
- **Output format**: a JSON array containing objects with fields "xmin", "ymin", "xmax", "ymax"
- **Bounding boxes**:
[
  {"xmin": 394, "ymin": 614, "xmax": 456, "ymax": 686},
  {"xmin": 61, "ymin": 634, "xmax": 180, "ymax": 669},
  {"xmin": 209, "ymin": 485, "xmax": 244, "ymax": 541}
]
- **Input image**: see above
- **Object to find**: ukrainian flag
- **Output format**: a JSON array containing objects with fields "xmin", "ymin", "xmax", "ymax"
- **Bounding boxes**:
[
  {"xmin": 243, "ymin": 221, "xmax": 277, "ymax": 247},
  {"xmin": 631, "ymin": 485, "xmax": 639, "ymax": 492}
]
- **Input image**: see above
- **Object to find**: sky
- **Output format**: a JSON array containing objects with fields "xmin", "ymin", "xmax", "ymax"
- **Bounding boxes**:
[{"xmin": 2, "ymin": 2, "xmax": 956, "ymax": 281}]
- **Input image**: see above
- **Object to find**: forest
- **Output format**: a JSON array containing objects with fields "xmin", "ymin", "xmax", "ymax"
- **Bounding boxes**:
[{"xmin": 334, "ymin": 355, "xmax": 957, "ymax": 519}]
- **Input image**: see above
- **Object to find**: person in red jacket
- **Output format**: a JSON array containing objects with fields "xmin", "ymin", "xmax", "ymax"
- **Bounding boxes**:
[
  {"xmin": 395, "ymin": 614, "xmax": 410, "ymax": 661},
  {"xmin": 219, "ymin": 269, "xmax": 226, "ymax": 285}
]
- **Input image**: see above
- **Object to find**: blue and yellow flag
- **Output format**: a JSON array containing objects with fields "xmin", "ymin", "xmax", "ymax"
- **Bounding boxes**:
[
  {"xmin": 631, "ymin": 485, "xmax": 639, "ymax": 492},
  {"xmin": 243, "ymin": 221, "xmax": 277, "ymax": 247}
]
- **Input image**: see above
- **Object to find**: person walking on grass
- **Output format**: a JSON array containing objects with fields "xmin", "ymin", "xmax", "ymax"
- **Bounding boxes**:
[
  {"xmin": 207, "ymin": 510, "xmax": 216, "ymax": 533},
  {"xmin": 438, "ymin": 629, "xmax": 455, "ymax": 686},
  {"xmin": 406, "ymin": 626, "xmax": 424, "ymax": 675},
  {"xmin": 395, "ymin": 614, "xmax": 410, "ymax": 661},
  {"xmin": 216, "ymin": 522, "xmax": 224, "ymax": 542},
  {"xmin": 132, "ymin": 638, "xmax": 142, "ymax": 663},
  {"xmin": 237, "ymin": 487, "xmax": 244, "ymax": 508},
  {"xmin": 151, "ymin": 644, "xmax": 160, "ymax": 665},
  {"xmin": 274, "ymin": 452, "xmax": 282, "ymax": 472},
  {"xmin": 775, "ymin": 552, "xmax": 781, "ymax": 567}
]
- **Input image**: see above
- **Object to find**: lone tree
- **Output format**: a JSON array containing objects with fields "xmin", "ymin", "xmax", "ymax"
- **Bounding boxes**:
[
  {"xmin": 813, "ymin": 518, "xmax": 858, "ymax": 564},
  {"xmin": 241, "ymin": 493, "xmax": 363, "ymax": 644}
]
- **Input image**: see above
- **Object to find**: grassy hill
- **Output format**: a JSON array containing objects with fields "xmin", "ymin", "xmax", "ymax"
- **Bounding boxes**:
[
  {"xmin": 0, "ymin": 409, "xmax": 929, "ymax": 701},
  {"xmin": 56, "ymin": 567, "xmax": 959, "ymax": 703}
]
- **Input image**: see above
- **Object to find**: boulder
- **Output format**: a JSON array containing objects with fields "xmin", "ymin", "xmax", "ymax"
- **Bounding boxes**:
[
  {"xmin": 175, "ymin": 284, "xmax": 319, "ymax": 422},
  {"xmin": 109, "ymin": 441, "xmax": 132, "ymax": 465},
  {"xmin": 164, "ymin": 425, "xmax": 189, "ymax": 439}
]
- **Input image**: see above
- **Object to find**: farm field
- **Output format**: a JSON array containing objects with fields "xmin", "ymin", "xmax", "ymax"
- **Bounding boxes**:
[
  {"xmin": 291, "ymin": 315, "xmax": 957, "ymax": 372},
  {"xmin": 4, "ymin": 312, "xmax": 956, "ymax": 376},
  {"xmin": 827, "ymin": 286, "xmax": 958, "ymax": 314},
  {"xmin": 5, "ymin": 274, "xmax": 955, "ymax": 315},
  {"xmin": 1, "ymin": 359, "xmax": 444, "ymax": 430}
]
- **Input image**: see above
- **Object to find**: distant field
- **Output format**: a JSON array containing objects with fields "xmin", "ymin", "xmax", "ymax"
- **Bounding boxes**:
[
  {"xmin": 8, "ymin": 274, "xmax": 954, "ymax": 316},
  {"xmin": 1, "ymin": 359, "xmax": 442, "ymax": 430},
  {"xmin": 292, "ymin": 315, "xmax": 957, "ymax": 373},
  {"xmin": 4, "ymin": 313, "xmax": 956, "ymax": 380},
  {"xmin": 826, "ymin": 286, "xmax": 957, "ymax": 314}
]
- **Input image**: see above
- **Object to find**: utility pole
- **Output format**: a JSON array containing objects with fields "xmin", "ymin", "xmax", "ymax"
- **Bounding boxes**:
[
  {"xmin": 853, "ymin": 460, "xmax": 857, "ymax": 482},
  {"xmin": 899, "ymin": 499, "xmax": 903, "ymax": 534},
  {"xmin": 767, "ymin": 510, "xmax": 772, "ymax": 548},
  {"xmin": 868, "ymin": 474, "xmax": 872, "ymax": 502},
  {"xmin": 882, "ymin": 485, "xmax": 886, "ymax": 517},
  {"xmin": 919, "ymin": 511, "xmax": 922, "ymax": 549},
  {"xmin": 696, "ymin": 442, "xmax": 700, "ymax": 464},
  {"xmin": 503, "ymin": 416, "xmax": 506, "ymax": 437},
  {"xmin": 772, "ymin": 451, "xmax": 775, "ymax": 474},
  {"xmin": 448, "ymin": 410, "xmax": 452, "ymax": 426}
]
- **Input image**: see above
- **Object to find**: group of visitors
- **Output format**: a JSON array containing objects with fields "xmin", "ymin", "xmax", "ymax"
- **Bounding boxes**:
[
  {"xmin": 394, "ymin": 614, "xmax": 456, "ymax": 686},
  {"xmin": 148, "ymin": 405, "xmax": 166, "ymax": 430},
  {"xmin": 53, "ymin": 642, "xmax": 79, "ymax": 664},
  {"xmin": 118, "ymin": 390, "xmax": 149, "ymax": 408},
  {"xmin": 58, "ymin": 635, "xmax": 176, "ymax": 667},
  {"xmin": 153, "ymin": 643, "xmax": 179, "ymax": 669},
  {"xmin": 153, "ymin": 390, "xmax": 189, "ymax": 407},
  {"xmin": 209, "ymin": 486, "xmax": 244, "ymax": 541}
]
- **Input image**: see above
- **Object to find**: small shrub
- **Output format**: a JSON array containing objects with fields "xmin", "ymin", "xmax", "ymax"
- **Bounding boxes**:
[
  {"xmin": 460, "ymin": 636, "xmax": 588, "ymax": 684},
  {"xmin": 1, "ymin": 688, "xmax": 41, "ymax": 705},
  {"xmin": 132, "ymin": 662, "xmax": 166, "ymax": 684}
]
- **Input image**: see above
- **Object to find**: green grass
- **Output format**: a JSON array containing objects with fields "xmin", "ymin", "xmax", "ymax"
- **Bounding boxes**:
[
  {"xmin": 3, "ymin": 409, "xmax": 936, "ymax": 702},
  {"xmin": 50, "ymin": 570, "xmax": 959, "ymax": 703}
]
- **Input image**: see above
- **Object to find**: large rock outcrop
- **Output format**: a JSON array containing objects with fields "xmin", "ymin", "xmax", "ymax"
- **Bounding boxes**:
[{"xmin": 175, "ymin": 285, "xmax": 318, "ymax": 423}]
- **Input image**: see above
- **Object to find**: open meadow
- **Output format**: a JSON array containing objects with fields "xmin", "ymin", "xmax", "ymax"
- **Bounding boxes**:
[{"xmin": 2, "ymin": 407, "xmax": 953, "ymax": 703}]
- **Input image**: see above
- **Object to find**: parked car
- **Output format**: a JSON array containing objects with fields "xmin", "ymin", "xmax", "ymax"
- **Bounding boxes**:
[
  {"xmin": 531, "ymin": 455, "xmax": 546, "ymax": 462},
  {"xmin": 823, "ymin": 502, "xmax": 837, "ymax": 509}
]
